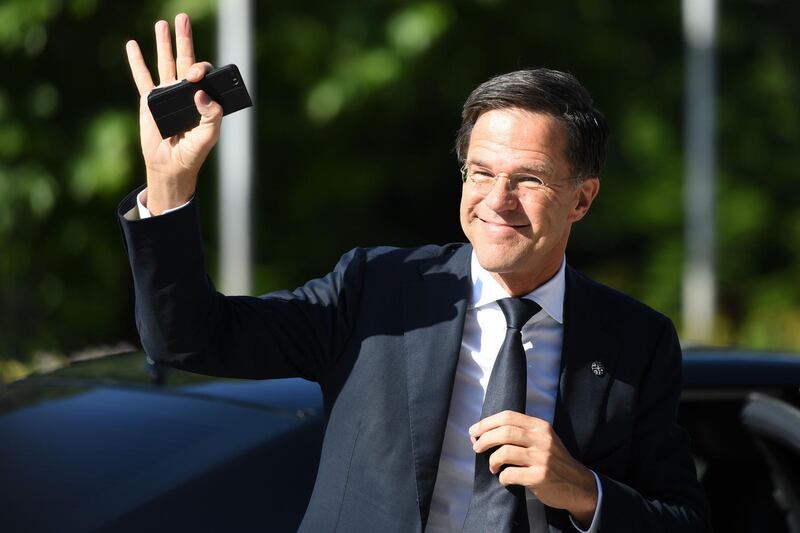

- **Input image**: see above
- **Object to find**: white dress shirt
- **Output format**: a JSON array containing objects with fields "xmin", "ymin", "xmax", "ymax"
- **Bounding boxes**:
[
  {"xmin": 425, "ymin": 253, "xmax": 601, "ymax": 532},
  {"xmin": 136, "ymin": 189, "xmax": 188, "ymax": 219}
]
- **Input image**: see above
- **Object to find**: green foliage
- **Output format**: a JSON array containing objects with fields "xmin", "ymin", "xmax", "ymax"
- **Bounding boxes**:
[
  {"xmin": 0, "ymin": 1, "xmax": 216, "ymax": 371},
  {"xmin": 1, "ymin": 0, "xmax": 799, "ymax": 379}
]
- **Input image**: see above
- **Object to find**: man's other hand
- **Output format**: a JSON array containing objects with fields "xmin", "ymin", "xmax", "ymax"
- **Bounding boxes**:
[
  {"xmin": 469, "ymin": 410, "xmax": 598, "ymax": 528},
  {"xmin": 125, "ymin": 13, "xmax": 222, "ymax": 215}
]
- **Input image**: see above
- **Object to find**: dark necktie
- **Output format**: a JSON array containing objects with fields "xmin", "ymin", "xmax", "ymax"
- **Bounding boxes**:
[{"xmin": 462, "ymin": 297, "xmax": 541, "ymax": 533}]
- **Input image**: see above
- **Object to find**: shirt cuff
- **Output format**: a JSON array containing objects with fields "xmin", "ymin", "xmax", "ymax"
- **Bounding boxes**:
[
  {"xmin": 569, "ymin": 470, "xmax": 602, "ymax": 533},
  {"xmin": 136, "ymin": 188, "xmax": 192, "ymax": 219}
]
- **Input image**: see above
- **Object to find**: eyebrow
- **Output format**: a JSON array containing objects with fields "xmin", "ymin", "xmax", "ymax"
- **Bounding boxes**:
[{"xmin": 467, "ymin": 159, "xmax": 555, "ymax": 177}]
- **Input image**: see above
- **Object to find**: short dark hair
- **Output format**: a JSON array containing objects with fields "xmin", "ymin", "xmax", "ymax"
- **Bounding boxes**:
[{"xmin": 455, "ymin": 68, "xmax": 609, "ymax": 180}]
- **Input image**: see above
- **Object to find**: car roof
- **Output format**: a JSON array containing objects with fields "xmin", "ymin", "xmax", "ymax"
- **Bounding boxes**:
[
  {"xmin": 0, "ymin": 378, "xmax": 321, "ymax": 532},
  {"xmin": 682, "ymin": 348, "xmax": 800, "ymax": 388},
  {"xmin": 0, "ymin": 352, "xmax": 327, "ymax": 532}
]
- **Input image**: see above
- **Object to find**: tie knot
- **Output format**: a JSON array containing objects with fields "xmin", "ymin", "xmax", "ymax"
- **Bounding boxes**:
[{"xmin": 497, "ymin": 297, "xmax": 541, "ymax": 330}]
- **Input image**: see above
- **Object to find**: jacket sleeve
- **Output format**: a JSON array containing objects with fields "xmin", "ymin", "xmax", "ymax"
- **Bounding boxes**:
[
  {"xmin": 595, "ymin": 319, "xmax": 711, "ymax": 532},
  {"xmin": 118, "ymin": 186, "xmax": 364, "ymax": 382}
]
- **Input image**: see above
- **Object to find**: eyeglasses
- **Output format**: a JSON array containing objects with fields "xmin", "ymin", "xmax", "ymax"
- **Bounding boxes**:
[{"xmin": 460, "ymin": 163, "xmax": 578, "ymax": 197}]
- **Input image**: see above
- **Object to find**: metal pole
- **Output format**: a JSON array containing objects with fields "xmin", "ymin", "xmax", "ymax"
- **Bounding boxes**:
[
  {"xmin": 217, "ymin": 0, "xmax": 254, "ymax": 295},
  {"xmin": 682, "ymin": 0, "xmax": 717, "ymax": 343}
]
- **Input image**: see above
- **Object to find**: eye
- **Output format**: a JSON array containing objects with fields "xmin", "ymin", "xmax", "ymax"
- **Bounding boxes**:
[
  {"xmin": 515, "ymin": 175, "xmax": 546, "ymax": 187},
  {"xmin": 468, "ymin": 168, "xmax": 495, "ymax": 184}
]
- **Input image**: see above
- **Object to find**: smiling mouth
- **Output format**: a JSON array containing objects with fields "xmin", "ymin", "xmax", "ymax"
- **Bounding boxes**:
[{"xmin": 478, "ymin": 216, "xmax": 529, "ymax": 229}]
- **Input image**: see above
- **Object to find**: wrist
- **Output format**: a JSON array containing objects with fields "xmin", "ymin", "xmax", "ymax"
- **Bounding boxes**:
[
  {"xmin": 566, "ymin": 467, "xmax": 598, "ymax": 528},
  {"xmin": 145, "ymin": 174, "xmax": 196, "ymax": 215}
]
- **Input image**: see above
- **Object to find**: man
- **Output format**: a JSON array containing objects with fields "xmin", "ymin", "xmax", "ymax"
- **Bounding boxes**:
[{"xmin": 119, "ymin": 13, "xmax": 709, "ymax": 532}]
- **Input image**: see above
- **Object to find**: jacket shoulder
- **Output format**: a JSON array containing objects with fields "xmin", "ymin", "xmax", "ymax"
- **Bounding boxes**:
[
  {"xmin": 566, "ymin": 265, "xmax": 674, "ymax": 329},
  {"xmin": 361, "ymin": 243, "xmax": 468, "ymax": 263},
  {"xmin": 350, "ymin": 243, "xmax": 470, "ymax": 280}
]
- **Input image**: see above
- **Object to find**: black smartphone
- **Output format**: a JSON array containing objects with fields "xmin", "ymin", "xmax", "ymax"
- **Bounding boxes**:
[{"xmin": 147, "ymin": 64, "xmax": 253, "ymax": 139}]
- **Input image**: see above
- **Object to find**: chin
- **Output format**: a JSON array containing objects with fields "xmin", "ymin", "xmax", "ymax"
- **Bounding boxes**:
[{"xmin": 473, "ymin": 247, "xmax": 525, "ymax": 274}]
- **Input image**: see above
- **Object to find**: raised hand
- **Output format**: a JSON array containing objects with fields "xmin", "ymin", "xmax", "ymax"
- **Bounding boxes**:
[{"xmin": 125, "ymin": 13, "xmax": 222, "ymax": 215}]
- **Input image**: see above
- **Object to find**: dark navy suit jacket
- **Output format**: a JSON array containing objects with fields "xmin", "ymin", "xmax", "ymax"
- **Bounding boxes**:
[{"xmin": 118, "ymin": 187, "xmax": 709, "ymax": 532}]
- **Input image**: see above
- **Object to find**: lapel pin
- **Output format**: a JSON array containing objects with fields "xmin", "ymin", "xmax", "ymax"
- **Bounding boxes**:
[{"xmin": 591, "ymin": 361, "xmax": 605, "ymax": 376}]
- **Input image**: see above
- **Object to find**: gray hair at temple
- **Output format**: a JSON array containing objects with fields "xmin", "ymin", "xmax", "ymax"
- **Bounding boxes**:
[{"xmin": 455, "ymin": 68, "xmax": 609, "ymax": 181}]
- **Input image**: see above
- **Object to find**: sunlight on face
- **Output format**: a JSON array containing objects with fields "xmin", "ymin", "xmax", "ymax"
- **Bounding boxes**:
[{"xmin": 459, "ymin": 108, "xmax": 590, "ymax": 293}]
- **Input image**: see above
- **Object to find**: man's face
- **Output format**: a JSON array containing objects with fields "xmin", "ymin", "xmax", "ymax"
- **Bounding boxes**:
[{"xmin": 460, "ymin": 108, "xmax": 597, "ymax": 290}]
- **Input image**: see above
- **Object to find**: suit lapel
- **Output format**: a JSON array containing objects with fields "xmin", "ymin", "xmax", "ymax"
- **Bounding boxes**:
[
  {"xmin": 552, "ymin": 266, "xmax": 621, "ymax": 460},
  {"xmin": 402, "ymin": 244, "xmax": 472, "ymax": 526}
]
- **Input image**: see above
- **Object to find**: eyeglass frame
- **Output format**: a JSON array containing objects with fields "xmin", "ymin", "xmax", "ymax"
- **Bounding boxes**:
[{"xmin": 460, "ymin": 162, "xmax": 583, "ymax": 197}]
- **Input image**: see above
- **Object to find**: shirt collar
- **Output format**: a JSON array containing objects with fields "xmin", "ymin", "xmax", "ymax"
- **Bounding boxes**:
[{"xmin": 468, "ymin": 251, "xmax": 565, "ymax": 324}]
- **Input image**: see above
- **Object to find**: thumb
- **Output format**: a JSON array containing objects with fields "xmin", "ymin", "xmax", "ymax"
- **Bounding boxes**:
[{"xmin": 195, "ymin": 90, "xmax": 222, "ymax": 123}]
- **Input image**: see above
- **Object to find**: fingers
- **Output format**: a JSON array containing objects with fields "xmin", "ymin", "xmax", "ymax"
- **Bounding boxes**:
[
  {"xmin": 495, "ymin": 460, "xmax": 599, "ymax": 519},
  {"xmin": 473, "ymin": 424, "xmax": 541, "ymax": 453},
  {"xmin": 174, "ymin": 13, "xmax": 195, "ymax": 79},
  {"xmin": 195, "ymin": 90, "xmax": 223, "ymax": 123},
  {"xmin": 470, "ymin": 410, "xmax": 547, "ymax": 438},
  {"xmin": 125, "ymin": 40, "xmax": 154, "ymax": 97},
  {"xmin": 130, "ymin": 15, "xmax": 209, "ymax": 93},
  {"xmin": 155, "ymin": 20, "xmax": 177, "ymax": 85},
  {"xmin": 488, "ymin": 444, "xmax": 531, "ymax": 475},
  {"xmin": 498, "ymin": 465, "xmax": 540, "ymax": 488},
  {"xmin": 186, "ymin": 61, "xmax": 214, "ymax": 83},
  {"xmin": 470, "ymin": 417, "xmax": 598, "ymax": 518}
]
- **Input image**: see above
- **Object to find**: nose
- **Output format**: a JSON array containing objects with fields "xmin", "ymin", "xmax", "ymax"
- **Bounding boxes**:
[{"xmin": 482, "ymin": 175, "xmax": 518, "ymax": 211}]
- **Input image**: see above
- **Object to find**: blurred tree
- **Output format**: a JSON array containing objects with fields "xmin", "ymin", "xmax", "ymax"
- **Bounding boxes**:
[
  {"xmin": 0, "ymin": 0, "xmax": 216, "ymax": 378},
  {"xmin": 1, "ymin": 0, "xmax": 798, "ymax": 380}
]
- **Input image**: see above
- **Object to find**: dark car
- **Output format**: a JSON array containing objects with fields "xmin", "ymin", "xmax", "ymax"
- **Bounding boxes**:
[
  {"xmin": 0, "ymin": 353, "xmax": 325, "ymax": 533},
  {"xmin": 678, "ymin": 349, "xmax": 800, "ymax": 532},
  {"xmin": 1, "ymin": 348, "xmax": 799, "ymax": 532}
]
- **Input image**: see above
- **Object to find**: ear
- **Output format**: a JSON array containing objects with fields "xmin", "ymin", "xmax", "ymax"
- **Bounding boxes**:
[{"xmin": 568, "ymin": 177, "xmax": 600, "ymax": 223}]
